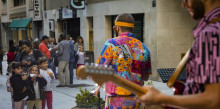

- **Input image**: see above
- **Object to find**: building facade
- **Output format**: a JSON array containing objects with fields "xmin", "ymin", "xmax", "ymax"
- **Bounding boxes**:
[
  {"xmin": 0, "ymin": 0, "xmax": 45, "ymax": 50},
  {"xmin": 0, "ymin": 0, "xmax": 197, "ymax": 80},
  {"xmin": 77, "ymin": 0, "xmax": 197, "ymax": 80}
]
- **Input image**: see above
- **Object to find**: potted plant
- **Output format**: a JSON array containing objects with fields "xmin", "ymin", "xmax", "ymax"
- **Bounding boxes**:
[{"xmin": 73, "ymin": 88, "xmax": 105, "ymax": 109}]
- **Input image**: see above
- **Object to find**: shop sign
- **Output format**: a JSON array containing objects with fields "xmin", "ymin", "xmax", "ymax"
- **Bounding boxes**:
[
  {"xmin": 34, "ymin": 0, "xmax": 41, "ymax": 19},
  {"xmin": 59, "ymin": 8, "xmax": 76, "ymax": 19},
  {"xmin": 70, "ymin": 0, "xmax": 85, "ymax": 9},
  {"xmin": 62, "ymin": 8, "xmax": 73, "ymax": 19}
]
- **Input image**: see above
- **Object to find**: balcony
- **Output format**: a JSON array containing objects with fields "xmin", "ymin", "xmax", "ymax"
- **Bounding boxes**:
[
  {"xmin": 2, "ymin": 9, "xmax": 7, "ymax": 15},
  {"xmin": 9, "ymin": 5, "xmax": 26, "ymax": 15}
]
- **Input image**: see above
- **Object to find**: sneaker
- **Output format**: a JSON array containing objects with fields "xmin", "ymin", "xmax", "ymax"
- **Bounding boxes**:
[{"xmin": 56, "ymin": 85, "xmax": 65, "ymax": 87}]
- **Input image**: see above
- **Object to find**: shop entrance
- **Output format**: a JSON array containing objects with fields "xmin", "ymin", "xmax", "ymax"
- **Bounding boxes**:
[{"xmin": 62, "ymin": 18, "xmax": 80, "ymax": 42}]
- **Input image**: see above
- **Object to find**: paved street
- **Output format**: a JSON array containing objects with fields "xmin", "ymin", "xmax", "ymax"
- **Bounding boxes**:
[{"xmin": 0, "ymin": 58, "xmax": 173, "ymax": 109}]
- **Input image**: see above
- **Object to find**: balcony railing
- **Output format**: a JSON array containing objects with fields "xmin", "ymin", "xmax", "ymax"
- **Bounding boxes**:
[
  {"xmin": 9, "ymin": 5, "xmax": 26, "ymax": 15},
  {"xmin": 2, "ymin": 9, "xmax": 7, "ymax": 15}
]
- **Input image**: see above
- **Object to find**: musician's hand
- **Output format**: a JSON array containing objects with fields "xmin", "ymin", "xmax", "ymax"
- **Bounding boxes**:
[{"xmin": 137, "ymin": 86, "xmax": 162, "ymax": 106}]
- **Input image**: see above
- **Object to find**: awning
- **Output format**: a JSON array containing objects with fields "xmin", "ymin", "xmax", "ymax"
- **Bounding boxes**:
[{"xmin": 9, "ymin": 18, "xmax": 31, "ymax": 30}]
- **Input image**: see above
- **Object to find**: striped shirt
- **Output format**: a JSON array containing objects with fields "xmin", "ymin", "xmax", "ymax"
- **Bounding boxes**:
[{"xmin": 184, "ymin": 7, "xmax": 220, "ymax": 94}]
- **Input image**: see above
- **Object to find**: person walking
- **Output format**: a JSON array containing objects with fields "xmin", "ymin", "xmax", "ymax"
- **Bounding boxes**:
[{"xmin": 56, "ymin": 33, "xmax": 71, "ymax": 87}]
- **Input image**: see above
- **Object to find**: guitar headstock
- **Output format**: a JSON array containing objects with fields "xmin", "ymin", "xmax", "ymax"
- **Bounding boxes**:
[{"xmin": 76, "ymin": 63, "xmax": 114, "ymax": 86}]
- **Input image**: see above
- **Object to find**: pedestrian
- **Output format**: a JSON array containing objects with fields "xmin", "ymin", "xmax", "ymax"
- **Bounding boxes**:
[
  {"xmin": 47, "ymin": 37, "xmax": 56, "ymax": 77},
  {"xmin": 20, "ymin": 40, "xmax": 42, "ymax": 74},
  {"xmin": 38, "ymin": 57, "xmax": 55, "ymax": 109},
  {"xmin": 33, "ymin": 38, "xmax": 40, "ymax": 49},
  {"xmin": 6, "ymin": 72, "xmax": 15, "ymax": 109},
  {"xmin": 39, "ymin": 35, "xmax": 51, "ymax": 59},
  {"xmin": 10, "ymin": 62, "xmax": 28, "ymax": 109},
  {"xmin": 66, "ymin": 34, "xmax": 75, "ymax": 84},
  {"xmin": 74, "ymin": 36, "xmax": 84, "ymax": 53},
  {"xmin": 56, "ymin": 33, "xmax": 71, "ymax": 87},
  {"xmin": 96, "ymin": 13, "xmax": 152, "ymax": 109},
  {"xmin": 137, "ymin": 0, "xmax": 220, "ymax": 109},
  {"xmin": 76, "ymin": 46, "xmax": 86, "ymax": 68},
  {"xmin": 26, "ymin": 65, "xmax": 47, "ymax": 109},
  {"xmin": 0, "ymin": 46, "xmax": 4, "ymax": 75},
  {"xmin": 70, "ymin": 37, "xmax": 75, "ymax": 44},
  {"xmin": 14, "ymin": 40, "xmax": 24, "ymax": 62}
]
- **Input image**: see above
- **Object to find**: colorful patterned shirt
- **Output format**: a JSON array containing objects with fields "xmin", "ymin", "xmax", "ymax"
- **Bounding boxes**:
[
  {"xmin": 184, "ymin": 7, "xmax": 220, "ymax": 94},
  {"xmin": 96, "ymin": 32, "xmax": 152, "ymax": 109}
]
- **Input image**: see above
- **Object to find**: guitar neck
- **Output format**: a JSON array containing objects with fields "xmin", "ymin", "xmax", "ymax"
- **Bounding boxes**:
[
  {"xmin": 167, "ymin": 49, "xmax": 190, "ymax": 88},
  {"xmin": 112, "ymin": 74, "xmax": 147, "ymax": 96}
]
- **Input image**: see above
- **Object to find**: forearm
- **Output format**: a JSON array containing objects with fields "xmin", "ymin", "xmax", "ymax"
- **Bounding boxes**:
[
  {"xmin": 51, "ymin": 44, "xmax": 59, "ymax": 51},
  {"xmin": 160, "ymin": 93, "xmax": 211, "ymax": 109},
  {"xmin": 160, "ymin": 84, "xmax": 220, "ymax": 109}
]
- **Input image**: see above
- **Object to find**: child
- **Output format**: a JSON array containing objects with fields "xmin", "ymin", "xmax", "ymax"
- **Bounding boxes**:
[
  {"xmin": 6, "ymin": 71, "xmax": 15, "ymax": 109},
  {"xmin": 76, "ymin": 46, "xmax": 86, "ymax": 68},
  {"xmin": 26, "ymin": 65, "xmax": 47, "ymax": 109},
  {"xmin": 38, "ymin": 57, "xmax": 55, "ymax": 109},
  {"xmin": 10, "ymin": 62, "xmax": 28, "ymax": 109}
]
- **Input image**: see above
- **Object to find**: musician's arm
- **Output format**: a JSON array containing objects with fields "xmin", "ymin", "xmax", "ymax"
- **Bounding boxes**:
[{"xmin": 159, "ymin": 83, "xmax": 220, "ymax": 109}]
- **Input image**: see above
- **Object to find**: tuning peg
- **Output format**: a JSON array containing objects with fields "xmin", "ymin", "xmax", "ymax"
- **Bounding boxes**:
[
  {"xmin": 90, "ymin": 63, "xmax": 94, "ymax": 66},
  {"xmin": 95, "ymin": 63, "xmax": 98, "ymax": 67},
  {"xmin": 100, "ymin": 65, "xmax": 104, "ymax": 74},
  {"xmin": 107, "ymin": 65, "xmax": 113, "ymax": 75},
  {"xmin": 85, "ymin": 63, "xmax": 89, "ymax": 72}
]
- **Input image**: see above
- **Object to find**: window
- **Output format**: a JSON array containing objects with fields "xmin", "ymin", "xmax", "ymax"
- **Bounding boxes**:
[
  {"xmin": 111, "ymin": 13, "xmax": 144, "ymax": 42},
  {"xmin": 14, "ymin": 0, "xmax": 26, "ymax": 7}
]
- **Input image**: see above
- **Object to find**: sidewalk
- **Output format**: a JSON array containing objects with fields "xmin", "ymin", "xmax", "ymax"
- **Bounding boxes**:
[{"xmin": 0, "ymin": 60, "xmax": 173, "ymax": 109}]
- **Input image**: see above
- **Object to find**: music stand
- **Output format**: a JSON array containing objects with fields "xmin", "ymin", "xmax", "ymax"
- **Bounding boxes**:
[{"xmin": 157, "ymin": 68, "xmax": 186, "ymax": 83}]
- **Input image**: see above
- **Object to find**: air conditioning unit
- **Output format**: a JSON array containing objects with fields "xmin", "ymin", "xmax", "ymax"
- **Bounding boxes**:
[{"xmin": 49, "ymin": 20, "xmax": 55, "ymax": 32}]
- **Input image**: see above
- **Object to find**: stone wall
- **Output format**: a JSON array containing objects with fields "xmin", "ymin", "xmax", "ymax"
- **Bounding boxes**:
[
  {"xmin": 156, "ymin": 0, "xmax": 197, "ymax": 75},
  {"xmin": 78, "ymin": 0, "xmax": 158, "ymax": 79}
]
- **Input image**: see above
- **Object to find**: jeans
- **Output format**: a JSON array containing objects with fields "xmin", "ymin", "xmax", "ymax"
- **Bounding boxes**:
[{"xmin": 69, "ymin": 61, "xmax": 74, "ymax": 84}]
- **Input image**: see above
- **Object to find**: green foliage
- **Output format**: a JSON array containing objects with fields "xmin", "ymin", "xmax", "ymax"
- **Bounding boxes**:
[
  {"xmin": 146, "ymin": 80, "xmax": 153, "ymax": 85},
  {"xmin": 75, "ymin": 88, "xmax": 105, "ymax": 108}
]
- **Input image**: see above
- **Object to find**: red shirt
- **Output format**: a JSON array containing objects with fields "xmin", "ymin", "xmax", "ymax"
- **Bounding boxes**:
[
  {"xmin": 7, "ymin": 52, "xmax": 15, "ymax": 62},
  {"xmin": 39, "ymin": 42, "xmax": 51, "ymax": 58}
]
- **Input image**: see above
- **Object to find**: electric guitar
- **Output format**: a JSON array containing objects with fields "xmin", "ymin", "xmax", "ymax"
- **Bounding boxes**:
[{"xmin": 76, "ymin": 50, "xmax": 190, "ymax": 108}]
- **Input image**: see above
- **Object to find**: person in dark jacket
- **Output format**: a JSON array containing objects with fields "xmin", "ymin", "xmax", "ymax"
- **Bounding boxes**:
[
  {"xmin": 10, "ymin": 62, "xmax": 28, "ymax": 109},
  {"xmin": 19, "ymin": 40, "xmax": 43, "ymax": 74},
  {"xmin": 0, "ymin": 46, "xmax": 4, "ymax": 75},
  {"xmin": 26, "ymin": 65, "xmax": 47, "ymax": 109}
]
